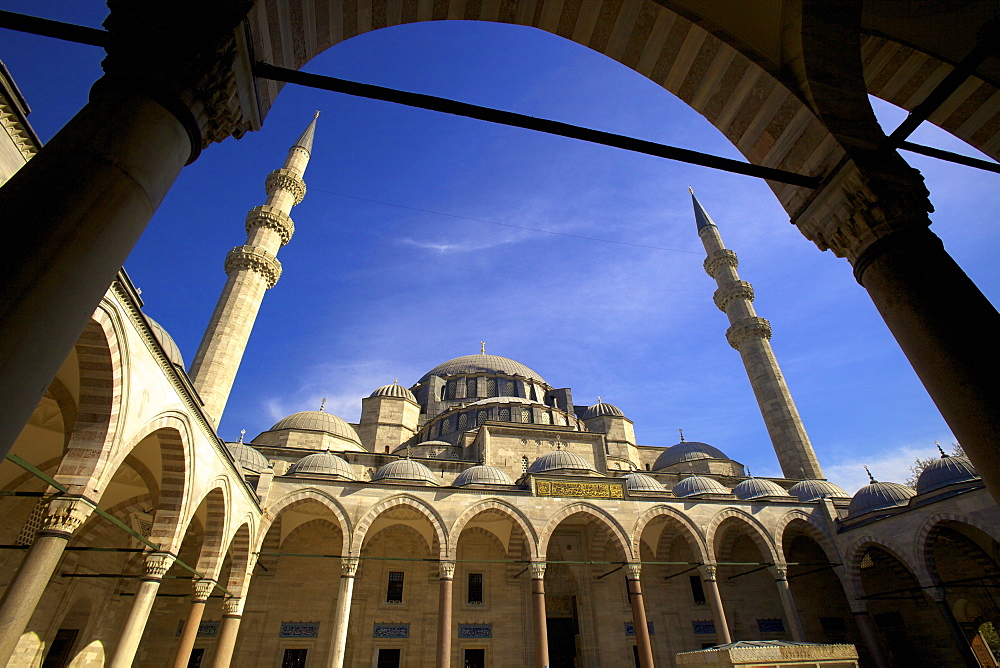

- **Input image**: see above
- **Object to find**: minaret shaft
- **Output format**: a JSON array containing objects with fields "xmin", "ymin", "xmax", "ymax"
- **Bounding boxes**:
[
  {"xmin": 694, "ymin": 194, "xmax": 823, "ymax": 479},
  {"xmin": 190, "ymin": 114, "xmax": 317, "ymax": 427}
]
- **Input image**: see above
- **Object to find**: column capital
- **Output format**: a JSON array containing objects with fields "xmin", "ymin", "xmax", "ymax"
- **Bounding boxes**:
[
  {"xmin": 38, "ymin": 497, "xmax": 94, "ymax": 538},
  {"xmin": 698, "ymin": 564, "xmax": 718, "ymax": 581},
  {"xmin": 192, "ymin": 579, "xmax": 216, "ymax": 602},
  {"xmin": 222, "ymin": 596, "xmax": 245, "ymax": 616},
  {"xmin": 624, "ymin": 562, "xmax": 642, "ymax": 580},
  {"xmin": 143, "ymin": 552, "xmax": 175, "ymax": 580},
  {"xmin": 926, "ymin": 585, "xmax": 948, "ymax": 603},
  {"xmin": 341, "ymin": 557, "xmax": 360, "ymax": 578},
  {"xmin": 224, "ymin": 245, "xmax": 282, "ymax": 288},
  {"xmin": 725, "ymin": 316, "xmax": 772, "ymax": 350},
  {"xmin": 529, "ymin": 561, "xmax": 547, "ymax": 579},
  {"xmin": 849, "ymin": 599, "xmax": 869, "ymax": 614},
  {"xmin": 439, "ymin": 560, "xmax": 456, "ymax": 580},
  {"xmin": 770, "ymin": 564, "xmax": 789, "ymax": 581}
]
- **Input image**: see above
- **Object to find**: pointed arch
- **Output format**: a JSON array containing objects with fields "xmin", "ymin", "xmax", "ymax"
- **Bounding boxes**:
[
  {"xmin": 631, "ymin": 505, "xmax": 709, "ymax": 563},
  {"xmin": 705, "ymin": 507, "xmax": 779, "ymax": 564},
  {"xmin": 351, "ymin": 494, "xmax": 448, "ymax": 558},
  {"xmin": 184, "ymin": 482, "xmax": 231, "ymax": 577},
  {"xmin": 842, "ymin": 534, "xmax": 927, "ymax": 603},
  {"xmin": 219, "ymin": 518, "xmax": 256, "ymax": 596},
  {"xmin": 914, "ymin": 512, "xmax": 1000, "ymax": 588},
  {"xmin": 256, "ymin": 487, "xmax": 352, "ymax": 556},
  {"xmin": 773, "ymin": 510, "xmax": 839, "ymax": 564},
  {"xmin": 537, "ymin": 502, "xmax": 633, "ymax": 560},
  {"xmin": 448, "ymin": 498, "xmax": 539, "ymax": 560}
]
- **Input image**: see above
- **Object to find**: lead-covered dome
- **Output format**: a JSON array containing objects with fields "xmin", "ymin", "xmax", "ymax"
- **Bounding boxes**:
[
  {"xmin": 733, "ymin": 478, "xmax": 790, "ymax": 500},
  {"xmin": 527, "ymin": 450, "xmax": 597, "ymax": 475},
  {"xmin": 582, "ymin": 402, "xmax": 625, "ymax": 419},
  {"xmin": 418, "ymin": 354, "xmax": 546, "ymax": 384},
  {"xmin": 848, "ymin": 481, "xmax": 915, "ymax": 517},
  {"xmin": 653, "ymin": 441, "xmax": 729, "ymax": 470},
  {"xmin": 673, "ymin": 475, "xmax": 730, "ymax": 497},
  {"xmin": 916, "ymin": 454, "xmax": 978, "ymax": 495},
  {"xmin": 269, "ymin": 411, "xmax": 361, "ymax": 445},
  {"xmin": 454, "ymin": 465, "xmax": 513, "ymax": 487},
  {"xmin": 788, "ymin": 479, "xmax": 850, "ymax": 502},
  {"xmin": 370, "ymin": 382, "xmax": 417, "ymax": 402},
  {"xmin": 226, "ymin": 441, "xmax": 269, "ymax": 474},
  {"xmin": 372, "ymin": 459, "xmax": 439, "ymax": 485},
  {"xmin": 287, "ymin": 452, "xmax": 356, "ymax": 480},
  {"xmin": 146, "ymin": 316, "xmax": 185, "ymax": 369},
  {"xmin": 622, "ymin": 472, "xmax": 664, "ymax": 492}
]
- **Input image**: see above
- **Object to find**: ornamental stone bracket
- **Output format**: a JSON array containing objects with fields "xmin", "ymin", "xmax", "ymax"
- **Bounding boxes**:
[
  {"xmin": 224, "ymin": 245, "xmax": 282, "ymax": 288},
  {"xmin": 265, "ymin": 169, "xmax": 307, "ymax": 204},
  {"xmin": 725, "ymin": 316, "xmax": 773, "ymax": 350},
  {"xmin": 245, "ymin": 205, "xmax": 295, "ymax": 245},
  {"xmin": 713, "ymin": 281, "xmax": 755, "ymax": 312},
  {"xmin": 704, "ymin": 249, "xmax": 738, "ymax": 278},
  {"xmin": 39, "ymin": 497, "xmax": 94, "ymax": 538}
]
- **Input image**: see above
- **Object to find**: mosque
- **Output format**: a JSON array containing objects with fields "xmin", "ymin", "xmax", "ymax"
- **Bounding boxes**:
[{"xmin": 1, "ymin": 66, "xmax": 999, "ymax": 668}]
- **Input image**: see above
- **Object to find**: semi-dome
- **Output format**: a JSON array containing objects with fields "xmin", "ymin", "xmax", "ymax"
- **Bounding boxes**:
[
  {"xmin": 287, "ymin": 451, "xmax": 356, "ymax": 480},
  {"xmin": 788, "ymin": 479, "xmax": 850, "ymax": 502},
  {"xmin": 146, "ymin": 316, "xmax": 185, "ymax": 369},
  {"xmin": 454, "ymin": 465, "xmax": 513, "ymax": 487},
  {"xmin": 371, "ymin": 458, "xmax": 439, "ymax": 485},
  {"xmin": 527, "ymin": 450, "xmax": 597, "ymax": 475},
  {"xmin": 370, "ymin": 382, "xmax": 417, "ymax": 402},
  {"xmin": 848, "ymin": 481, "xmax": 915, "ymax": 517},
  {"xmin": 269, "ymin": 411, "xmax": 361, "ymax": 445},
  {"xmin": 653, "ymin": 441, "xmax": 729, "ymax": 470},
  {"xmin": 418, "ymin": 354, "xmax": 546, "ymax": 384},
  {"xmin": 622, "ymin": 472, "xmax": 664, "ymax": 492},
  {"xmin": 582, "ymin": 402, "xmax": 625, "ymax": 419},
  {"xmin": 733, "ymin": 478, "xmax": 790, "ymax": 500},
  {"xmin": 673, "ymin": 475, "xmax": 730, "ymax": 497},
  {"xmin": 226, "ymin": 441, "xmax": 269, "ymax": 474},
  {"xmin": 916, "ymin": 454, "xmax": 978, "ymax": 495}
]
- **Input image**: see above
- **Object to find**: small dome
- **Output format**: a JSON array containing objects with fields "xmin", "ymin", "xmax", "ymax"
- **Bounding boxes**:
[
  {"xmin": 582, "ymin": 402, "xmax": 625, "ymax": 419},
  {"xmin": 622, "ymin": 472, "xmax": 664, "ymax": 492},
  {"xmin": 226, "ymin": 442, "xmax": 269, "ymax": 474},
  {"xmin": 372, "ymin": 459, "xmax": 439, "ymax": 485},
  {"xmin": 418, "ymin": 354, "xmax": 546, "ymax": 384},
  {"xmin": 916, "ymin": 454, "xmax": 978, "ymax": 494},
  {"xmin": 269, "ymin": 411, "xmax": 361, "ymax": 445},
  {"xmin": 287, "ymin": 451, "xmax": 356, "ymax": 480},
  {"xmin": 788, "ymin": 479, "xmax": 850, "ymax": 502},
  {"xmin": 454, "ymin": 465, "xmax": 513, "ymax": 487},
  {"xmin": 733, "ymin": 478, "xmax": 790, "ymax": 500},
  {"xmin": 370, "ymin": 382, "xmax": 417, "ymax": 401},
  {"xmin": 848, "ymin": 481, "xmax": 915, "ymax": 517},
  {"xmin": 146, "ymin": 316, "xmax": 185, "ymax": 369},
  {"xmin": 653, "ymin": 442, "xmax": 729, "ymax": 470},
  {"xmin": 527, "ymin": 450, "xmax": 597, "ymax": 474},
  {"xmin": 673, "ymin": 476, "xmax": 730, "ymax": 497}
]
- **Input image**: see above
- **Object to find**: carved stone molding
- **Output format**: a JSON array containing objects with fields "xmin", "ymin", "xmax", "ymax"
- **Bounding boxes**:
[
  {"xmin": 265, "ymin": 169, "xmax": 307, "ymax": 205},
  {"xmin": 529, "ymin": 562, "xmax": 547, "ymax": 579},
  {"xmin": 38, "ymin": 498, "xmax": 93, "ymax": 538},
  {"xmin": 625, "ymin": 562, "xmax": 642, "ymax": 581},
  {"xmin": 439, "ymin": 560, "xmax": 456, "ymax": 580},
  {"xmin": 770, "ymin": 564, "xmax": 788, "ymax": 581},
  {"xmin": 341, "ymin": 557, "xmax": 359, "ymax": 578},
  {"xmin": 713, "ymin": 281, "xmax": 755, "ymax": 312},
  {"xmin": 224, "ymin": 245, "xmax": 282, "ymax": 288},
  {"xmin": 222, "ymin": 596, "xmax": 245, "ymax": 616},
  {"xmin": 725, "ymin": 316, "xmax": 773, "ymax": 350},
  {"xmin": 704, "ymin": 249, "xmax": 738, "ymax": 278},
  {"xmin": 143, "ymin": 552, "xmax": 176, "ymax": 580},
  {"xmin": 193, "ymin": 579, "xmax": 216, "ymax": 601},
  {"xmin": 245, "ymin": 205, "xmax": 295, "ymax": 245},
  {"xmin": 699, "ymin": 564, "xmax": 718, "ymax": 581}
]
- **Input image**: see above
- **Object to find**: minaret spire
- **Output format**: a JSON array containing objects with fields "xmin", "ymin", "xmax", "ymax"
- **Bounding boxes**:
[
  {"xmin": 189, "ymin": 114, "xmax": 318, "ymax": 427},
  {"xmin": 692, "ymin": 190, "xmax": 823, "ymax": 479}
]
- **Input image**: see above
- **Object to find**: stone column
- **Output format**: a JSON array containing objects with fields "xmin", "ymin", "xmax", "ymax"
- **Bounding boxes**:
[
  {"xmin": 770, "ymin": 565, "xmax": 805, "ymax": 641},
  {"xmin": 0, "ymin": 499, "xmax": 92, "ymax": 663},
  {"xmin": 699, "ymin": 565, "xmax": 731, "ymax": 644},
  {"xmin": 928, "ymin": 587, "xmax": 979, "ymax": 667},
  {"xmin": 109, "ymin": 552, "xmax": 175, "ymax": 668},
  {"xmin": 530, "ymin": 562, "xmax": 549, "ymax": 668},
  {"xmin": 172, "ymin": 579, "xmax": 215, "ymax": 668},
  {"xmin": 625, "ymin": 563, "xmax": 654, "ymax": 667},
  {"xmin": 209, "ymin": 596, "xmax": 245, "ymax": 668},
  {"xmin": 437, "ymin": 561, "xmax": 455, "ymax": 668},
  {"xmin": 850, "ymin": 603, "xmax": 890, "ymax": 668},
  {"xmin": 329, "ymin": 557, "xmax": 358, "ymax": 668}
]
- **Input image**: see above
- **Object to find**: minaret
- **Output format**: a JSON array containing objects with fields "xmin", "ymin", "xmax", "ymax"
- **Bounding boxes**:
[
  {"xmin": 692, "ymin": 189, "xmax": 823, "ymax": 479},
  {"xmin": 189, "ymin": 113, "xmax": 319, "ymax": 427}
]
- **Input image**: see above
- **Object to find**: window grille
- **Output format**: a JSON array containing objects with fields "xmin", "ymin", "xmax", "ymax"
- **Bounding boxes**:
[
  {"xmin": 441, "ymin": 418, "xmax": 452, "ymax": 434},
  {"xmin": 447, "ymin": 380, "xmax": 457, "ymax": 400},
  {"xmin": 498, "ymin": 407, "xmax": 510, "ymax": 422},
  {"xmin": 467, "ymin": 378, "xmax": 477, "ymax": 398},
  {"xmin": 477, "ymin": 411, "xmax": 487, "ymax": 426},
  {"xmin": 554, "ymin": 413, "xmax": 565, "ymax": 426},
  {"xmin": 458, "ymin": 413, "xmax": 468, "ymax": 430},
  {"xmin": 468, "ymin": 573, "xmax": 484, "ymax": 604},
  {"xmin": 486, "ymin": 378, "xmax": 497, "ymax": 397},
  {"xmin": 386, "ymin": 571, "xmax": 405, "ymax": 603},
  {"xmin": 521, "ymin": 409, "xmax": 531, "ymax": 423},
  {"xmin": 16, "ymin": 501, "xmax": 46, "ymax": 545},
  {"xmin": 542, "ymin": 412, "xmax": 552, "ymax": 425},
  {"xmin": 521, "ymin": 456, "xmax": 529, "ymax": 474}
]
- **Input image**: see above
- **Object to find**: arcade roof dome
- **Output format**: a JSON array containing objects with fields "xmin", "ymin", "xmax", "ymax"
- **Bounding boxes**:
[
  {"xmin": 582, "ymin": 402, "xmax": 625, "ymax": 419},
  {"xmin": 372, "ymin": 459, "xmax": 439, "ymax": 485},
  {"xmin": 287, "ymin": 451, "xmax": 356, "ymax": 479},
  {"xmin": 622, "ymin": 472, "xmax": 664, "ymax": 492},
  {"xmin": 145, "ymin": 316, "xmax": 185, "ymax": 369},
  {"xmin": 848, "ymin": 481, "xmax": 915, "ymax": 517},
  {"xmin": 269, "ymin": 411, "xmax": 361, "ymax": 445},
  {"xmin": 454, "ymin": 465, "xmax": 513, "ymax": 487},
  {"xmin": 226, "ymin": 442, "xmax": 269, "ymax": 474},
  {"xmin": 733, "ymin": 478, "xmax": 790, "ymax": 500},
  {"xmin": 418, "ymin": 354, "xmax": 546, "ymax": 384},
  {"xmin": 673, "ymin": 475, "xmax": 730, "ymax": 497},
  {"xmin": 527, "ymin": 450, "xmax": 597, "ymax": 474},
  {"xmin": 787, "ymin": 479, "xmax": 850, "ymax": 502},
  {"xmin": 653, "ymin": 441, "xmax": 729, "ymax": 470},
  {"xmin": 370, "ymin": 382, "xmax": 416, "ymax": 401},
  {"xmin": 916, "ymin": 455, "xmax": 979, "ymax": 495}
]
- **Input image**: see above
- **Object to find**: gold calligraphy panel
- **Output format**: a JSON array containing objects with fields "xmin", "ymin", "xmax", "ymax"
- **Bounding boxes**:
[{"xmin": 534, "ymin": 479, "xmax": 625, "ymax": 499}]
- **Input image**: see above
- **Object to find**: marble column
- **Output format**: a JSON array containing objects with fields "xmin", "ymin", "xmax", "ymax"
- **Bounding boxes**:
[
  {"xmin": 0, "ymin": 499, "xmax": 92, "ymax": 663},
  {"xmin": 172, "ymin": 579, "xmax": 215, "ymax": 668},
  {"xmin": 329, "ymin": 557, "xmax": 358, "ymax": 668},
  {"xmin": 109, "ymin": 552, "xmax": 175, "ymax": 668},
  {"xmin": 851, "ymin": 604, "xmax": 890, "ymax": 668},
  {"xmin": 626, "ymin": 563, "xmax": 655, "ymax": 667},
  {"xmin": 437, "ymin": 561, "xmax": 455, "ymax": 668},
  {"xmin": 530, "ymin": 562, "xmax": 549, "ymax": 668},
  {"xmin": 209, "ymin": 596, "xmax": 245, "ymax": 668},
  {"xmin": 770, "ymin": 565, "xmax": 805, "ymax": 641},
  {"xmin": 699, "ymin": 565, "xmax": 731, "ymax": 644},
  {"xmin": 928, "ymin": 587, "xmax": 979, "ymax": 667}
]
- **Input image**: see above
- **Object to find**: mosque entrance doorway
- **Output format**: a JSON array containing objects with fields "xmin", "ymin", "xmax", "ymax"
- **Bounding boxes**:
[{"xmin": 547, "ymin": 616, "xmax": 577, "ymax": 668}]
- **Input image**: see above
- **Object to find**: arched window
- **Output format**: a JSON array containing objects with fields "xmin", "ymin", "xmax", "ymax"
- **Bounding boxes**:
[
  {"xmin": 447, "ymin": 380, "xmax": 457, "ymax": 400},
  {"xmin": 441, "ymin": 417, "xmax": 452, "ymax": 433},
  {"xmin": 530, "ymin": 385, "xmax": 538, "ymax": 401},
  {"xmin": 542, "ymin": 412, "xmax": 552, "ymax": 425},
  {"xmin": 477, "ymin": 411, "xmax": 487, "ymax": 426},
  {"xmin": 467, "ymin": 378, "xmax": 477, "ymax": 398},
  {"xmin": 498, "ymin": 407, "xmax": 510, "ymax": 422},
  {"xmin": 440, "ymin": 385, "xmax": 447, "ymax": 401},
  {"xmin": 486, "ymin": 378, "xmax": 497, "ymax": 398},
  {"xmin": 520, "ymin": 409, "xmax": 531, "ymax": 424},
  {"xmin": 458, "ymin": 413, "xmax": 468, "ymax": 430}
]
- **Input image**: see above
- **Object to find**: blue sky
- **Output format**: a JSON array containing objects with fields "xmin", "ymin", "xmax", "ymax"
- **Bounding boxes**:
[{"xmin": 4, "ymin": 3, "xmax": 998, "ymax": 494}]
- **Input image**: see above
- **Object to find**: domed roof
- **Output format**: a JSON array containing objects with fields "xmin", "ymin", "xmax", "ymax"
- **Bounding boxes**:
[
  {"xmin": 848, "ymin": 481, "xmax": 915, "ymax": 517},
  {"xmin": 916, "ymin": 454, "xmax": 978, "ymax": 494},
  {"xmin": 622, "ymin": 472, "xmax": 664, "ymax": 492},
  {"xmin": 788, "ymin": 479, "xmax": 850, "ymax": 502},
  {"xmin": 582, "ymin": 402, "xmax": 625, "ymax": 419},
  {"xmin": 370, "ymin": 382, "xmax": 417, "ymax": 401},
  {"xmin": 418, "ymin": 354, "xmax": 546, "ymax": 384},
  {"xmin": 146, "ymin": 316, "xmax": 185, "ymax": 369},
  {"xmin": 454, "ymin": 465, "xmax": 513, "ymax": 487},
  {"xmin": 287, "ymin": 451, "xmax": 356, "ymax": 479},
  {"xmin": 226, "ymin": 441, "xmax": 269, "ymax": 474},
  {"xmin": 653, "ymin": 441, "xmax": 729, "ymax": 470},
  {"xmin": 468, "ymin": 396, "xmax": 539, "ymax": 407},
  {"xmin": 371, "ymin": 458, "xmax": 439, "ymax": 485},
  {"xmin": 733, "ymin": 478, "xmax": 790, "ymax": 500},
  {"xmin": 673, "ymin": 475, "xmax": 730, "ymax": 497},
  {"xmin": 527, "ymin": 450, "xmax": 597, "ymax": 474},
  {"xmin": 269, "ymin": 411, "xmax": 361, "ymax": 445}
]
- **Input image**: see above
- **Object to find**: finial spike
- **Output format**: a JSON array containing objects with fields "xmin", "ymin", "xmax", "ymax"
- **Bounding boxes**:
[
  {"xmin": 747, "ymin": 467, "xmax": 752, "ymax": 478},
  {"xmin": 597, "ymin": 396, "xmax": 602, "ymax": 404},
  {"xmin": 239, "ymin": 429, "xmax": 246, "ymax": 444},
  {"xmin": 936, "ymin": 441, "xmax": 948, "ymax": 458},
  {"xmin": 320, "ymin": 397, "xmax": 327, "ymax": 412},
  {"xmin": 406, "ymin": 443, "xmax": 412, "ymax": 459},
  {"xmin": 480, "ymin": 341, "xmax": 486, "ymax": 355},
  {"xmin": 678, "ymin": 428, "xmax": 685, "ymax": 442},
  {"xmin": 864, "ymin": 465, "xmax": 876, "ymax": 483},
  {"xmin": 314, "ymin": 110, "xmax": 321, "ymax": 119},
  {"xmin": 688, "ymin": 186, "xmax": 694, "ymax": 194}
]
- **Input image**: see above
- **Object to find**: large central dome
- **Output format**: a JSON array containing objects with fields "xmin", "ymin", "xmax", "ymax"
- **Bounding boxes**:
[{"xmin": 417, "ymin": 354, "xmax": 546, "ymax": 384}]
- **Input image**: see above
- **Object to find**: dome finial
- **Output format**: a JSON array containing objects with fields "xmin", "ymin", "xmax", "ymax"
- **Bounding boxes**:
[
  {"xmin": 935, "ymin": 441, "xmax": 949, "ymax": 458},
  {"xmin": 406, "ymin": 443, "xmax": 412, "ymax": 459},
  {"xmin": 239, "ymin": 429, "xmax": 246, "ymax": 444},
  {"xmin": 747, "ymin": 467, "xmax": 752, "ymax": 478},
  {"xmin": 688, "ymin": 185, "xmax": 695, "ymax": 194},
  {"xmin": 320, "ymin": 397, "xmax": 327, "ymax": 412},
  {"xmin": 480, "ymin": 341, "xmax": 486, "ymax": 355},
  {"xmin": 679, "ymin": 428, "xmax": 685, "ymax": 442},
  {"xmin": 597, "ymin": 396, "xmax": 602, "ymax": 404},
  {"xmin": 864, "ymin": 465, "xmax": 877, "ymax": 483},
  {"xmin": 393, "ymin": 378, "xmax": 399, "ymax": 385}
]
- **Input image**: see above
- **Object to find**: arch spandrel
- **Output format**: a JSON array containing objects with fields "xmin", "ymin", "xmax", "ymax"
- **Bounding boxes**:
[
  {"xmin": 537, "ymin": 502, "xmax": 633, "ymax": 561},
  {"xmin": 631, "ymin": 505, "xmax": 709, "ymax": 563},
  {"xmin": 704, "ymin": 507, "xmax": 780, "ymax": 564},
  {"xmin": 256, "ymin": 487, "xmax": 352, "ymax": 556},
  {"xmin": 351, "ymin": 493, "xmax": 449, "ymax": 558},
  {"xmin": 448, "ymin": 498, "xmax": 539, "ymax": 561}
]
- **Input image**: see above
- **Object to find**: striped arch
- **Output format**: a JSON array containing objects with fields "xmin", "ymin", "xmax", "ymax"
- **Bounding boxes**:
[
  {"xmin": 351, "ymin": 494, "xmax": 449, "ymax": 558},
  {"xmin": 914, "ymin": 511, "xmax": 1000, "ymax": 588},
  {"xmin": 631, "ymin": 505, "xmax": 709, "ymax": 563},
  {"xmin": 537, "ymin": 502, "xmax": 633, "ymax": 560},
  {"xmin": 705, "ymin": 507, "xmax": 780, "ymax": 564},
  {"xmin": 773, "ymin": 509, "xmax": 839, "ymax": 564},
  {"xmin": 219, "ymin": 518, "xmax": 256, "ymax": 597},
  {"xmin": 842, "ymin": 533, "xmax": 927, "ymax": 603},
  {"xmin": 448, "ymin": 498, "xmax": 539, "ymax": 560},
  {"xmin": 256, "ymin": 487, "xmax": 352, "ymax": 556},
  {"xmin": 186, "ymin": 482, "xmax": 231, "ymax": 578}
]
